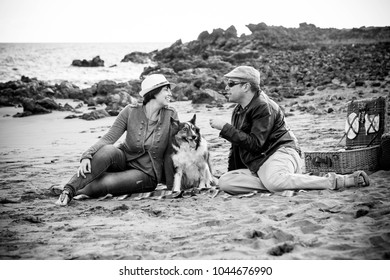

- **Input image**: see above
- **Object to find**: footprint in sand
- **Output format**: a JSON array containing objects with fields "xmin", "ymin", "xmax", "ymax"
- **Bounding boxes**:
[
  {"xmin": 369, "ymin": 234, "xmax": 390, "ymax": 249},
  {"xmin": 24, "ymin": 215, "xmax": 44, "ymax": 223},
  {"xmin": 20, "ymin": 191, "xmax": 44, "ymax": 201},
  {"xmin": 111, "ymin": 204, "xmax": 130, "ymax": 211},
  {"xmin": 246, "ymin": 227, "xmax": 295, "ymax": 243},
  {"xmin": 267, "ymin": 243, "xmax": 294, "ymax": 256},
  {"xmin": 191, "ymin": 220, "xmax": 224, "ymax": 229},
  {"xmin": 141, "ymin": 207, "xmax": 164, "ymax": 217},
  {"xmin": 290, "ymin": 219, "xmax": 325, "ymax": 234},
  {"xmin": 0, "ymin": 197, "xmax": 20, "ymax": 204}
]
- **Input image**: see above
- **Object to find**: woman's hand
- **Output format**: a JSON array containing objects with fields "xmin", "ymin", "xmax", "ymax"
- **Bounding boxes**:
[{"xmin": 77, "ymin": 158, "xmax": 91, "ymax": 178}]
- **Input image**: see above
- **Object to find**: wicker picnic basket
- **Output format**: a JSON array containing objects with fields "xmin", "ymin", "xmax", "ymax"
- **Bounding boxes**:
[
  {"xmin": 380, "ymin": 133, "xmax": 390, "ymax": 170},
  {"xmin": 346, "ymin": 96, "xmax": 386, "ymax": 147},
  {"xmin": 304, "ymin": 145, "xmax": 381, "ymax": 174},
  {"xmin": 386, "ymin": 94, "xmax": 390, "ymax": 133},
  {"xmin": 304, "ymin": 95, "xmax": 389, "ymax": 174}
]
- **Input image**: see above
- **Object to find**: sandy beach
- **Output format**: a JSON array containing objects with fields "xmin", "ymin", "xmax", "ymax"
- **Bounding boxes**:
[{"xmin": 0, "ymin": 88, "xmax": 389, "ymax": 260}]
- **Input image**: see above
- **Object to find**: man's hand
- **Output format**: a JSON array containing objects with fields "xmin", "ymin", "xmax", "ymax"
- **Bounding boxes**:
[
  {"xmin": 209, "ymin": 118, "xmax": 227, "ymax": 130},
  {"xmin": 77, "ymin": 158, "xmax": 91, "ymax": 178}
]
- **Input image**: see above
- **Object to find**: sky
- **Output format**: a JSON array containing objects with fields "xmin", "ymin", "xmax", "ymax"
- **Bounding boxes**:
[{"xmin": 0, "ymin": 0, "xmax": 389, "ymax": 43}]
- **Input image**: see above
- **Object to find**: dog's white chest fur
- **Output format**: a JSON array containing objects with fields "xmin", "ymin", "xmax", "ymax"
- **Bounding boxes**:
[{"xmin": 172, "ymin": 138, "xmax": 211, "ymax": 191}]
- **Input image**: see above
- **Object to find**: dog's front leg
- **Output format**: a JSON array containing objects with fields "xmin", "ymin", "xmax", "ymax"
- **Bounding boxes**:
[
  {"xmin": 197, "ymin": 167, "xmax": 210, "ymax": 189},
  {"xmin": 172, "ymin": 170, "xmax": 182, "ymax": 192},
  {"xmin": 203, "ymin": 165, "xmax": 218, "ymax": 188},
  {"xmin": 198, "ymin": 177, "xmax": 206, "ymax": 189}
]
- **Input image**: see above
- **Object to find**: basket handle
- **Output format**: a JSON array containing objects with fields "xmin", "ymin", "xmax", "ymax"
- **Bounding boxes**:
[
  {"xmin": 311, "ymin": 156, "xmax": 333, "ymax": 167},
  {"xmin": 366, "ymin": 132, "xmax": 379, "ymax": 147}
]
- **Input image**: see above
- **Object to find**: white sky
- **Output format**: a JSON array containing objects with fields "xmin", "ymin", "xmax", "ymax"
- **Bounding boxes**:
[{"xmin": 0, "ymin": 0, "xmax": 389, "ymax": 43}]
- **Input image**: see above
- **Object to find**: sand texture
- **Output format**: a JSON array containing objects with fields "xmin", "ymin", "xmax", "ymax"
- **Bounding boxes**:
[{"xmin": 1, "ymin": 89, "xmax": 390, "ymax": 260}]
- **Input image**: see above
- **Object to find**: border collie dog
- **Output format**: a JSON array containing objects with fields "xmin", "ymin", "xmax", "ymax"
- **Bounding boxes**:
[{"xmin": 170, "ymin": 114, "xmax": 214, "ymax": 192}]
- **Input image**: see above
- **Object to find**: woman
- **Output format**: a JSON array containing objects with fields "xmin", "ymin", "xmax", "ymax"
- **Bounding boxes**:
[{"xmin": 56, "ymin": 74, "xmax": 178, "ymax": 206}]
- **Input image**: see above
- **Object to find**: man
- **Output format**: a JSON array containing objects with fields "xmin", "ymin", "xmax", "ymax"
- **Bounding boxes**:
[{"xmin": 209, "ymin": 66, "xmax": 369, "ymax": 194}]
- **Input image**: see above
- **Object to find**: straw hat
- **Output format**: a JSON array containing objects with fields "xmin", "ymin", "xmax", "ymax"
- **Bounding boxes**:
[{"xmin": 139, "ymin": 74, "xmax": 176, "ymax": 97}]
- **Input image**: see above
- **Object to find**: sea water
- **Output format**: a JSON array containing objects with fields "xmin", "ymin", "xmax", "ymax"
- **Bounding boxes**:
[{"xmin": 0, "ymin": 42, "xmax": 172, "ymax": 88}]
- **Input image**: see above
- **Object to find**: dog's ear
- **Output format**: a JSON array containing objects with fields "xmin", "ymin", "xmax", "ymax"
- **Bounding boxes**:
[
  {"xmin": 190, "ymin": 114, "xmax": 196, "ymax": 125},
  {"xmin": 170, "ymin": 117, "xmax": 180, "ymax": 132},
  {"xmin": 195, "ymin": 126, "xmax": 201, "ymax": 136},
  {"xmin": 170, "ymin": 117, "xmax": 179, "ymax": 127},
  {"xmin": 195, "ymin": 126, "xmax": 201, "ymax": 149}
]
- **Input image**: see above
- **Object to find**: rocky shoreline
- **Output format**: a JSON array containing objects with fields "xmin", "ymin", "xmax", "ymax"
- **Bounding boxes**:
[
  {"xmin": 138, "ymin": 23, "xmax": 390, "ymax": 101},
  {"xmin": 1, "ymin": 22, "xmax": 389, "ymax": 118},
  {"xmin": 1, "ymin": 23, "xmax": 390, "ymax": 262}
]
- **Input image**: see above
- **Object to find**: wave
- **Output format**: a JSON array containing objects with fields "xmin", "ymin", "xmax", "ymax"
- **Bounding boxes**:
[{"xmin": 0, "ymin": 42, "xmax": 171, "ymax": 88}]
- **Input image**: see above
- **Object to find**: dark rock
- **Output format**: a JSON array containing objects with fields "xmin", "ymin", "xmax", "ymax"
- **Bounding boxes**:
[
  {"xmin": 1, "ymin": 76, "xmax": 137, "ymax": 117},
  {"xmin": 57, "ymin": 81, "xmax": 82, "ymax": 99},
  {"xmin": 268, "ymin": 243, "xmax": 294, "ymax": 256},
  {"xmin": 36, "ymin": 97, "xmax": 60, "ymax": 110},
  {"xmin": 141, "ymin": 66, "xmax": 176, "ymax": 79},
  {"xmin": 121, "ymin": 52, "xmax": 151, "ymax": 64},
  {"xmin": 75, "ymin": 102, "xmax": 84, "ymax": 109},
  {"xmin": 85, "ymin": 97, "xmax": 97, "ymax": 107},
  {"xmin": 0, "ymin": 77, "xmax": 61, "ymax": 106},
  {"xmin": 246, "ymin": 22, "xmax": 268, "ymax": 33},
  {"xmin": 91, "ymin": 56, "xmax": 104, "ymax": 66},
  {"xmin": 104, "ymin": 90, "xmax": 137, "ymax": 112},
  {"xmin": 191, "ymin": 89, "xmax": 227, "ymax": 104},
  {"xmin": 226, "ymin": 51, "xmax": 260, "ymax": 62},
  {"xmin": 21, "ymin": 75, "xmax": 33, "ymax": 83},
  {"xmin": 327, "ymin": 107, "xmax": 334, "ymax": 113},
  {"xmin": 13, "ymin": 97, "xmax": 52, "ymax": 117},
  {"xmin": 63, "ymin": 103, "xmax": 75, "ymax": 111},
  {"xmin": 13, "ymin": 111, "xmax": 32, "ymax": 118},
  {"xmin": 171, "ymin": 82, "xmax": 191, "ymax": 101},
  {"xmin": 71, "ymin": 59, "xmax": 83, "ymax": 67},
  {"xmin": 82, "ymin": 86, "xmax": 96, "ymax": 99},
  {"xmin": 64, "ymin": 114, "xmax": 79, "ymax": 119},
  {"xmin": 79, "ymin": 109, "xmax": 110, "ymax": 120},
  {"xmin": 2, "ymin": 22, "xmax": 390, "ymax": 118},
  {"xmin": 137, "ymin": 23, "xmax": 390, "ymax": 107},
  {"xmin": 72, "ymin": 56, "xmax": 104, "ymax": 67},
  {"xmin": 355, "ymin": 209, "xmax": 369, "ymax": 218},
  {"xmin": 96, "ymin": 80, "xmax": 118, "ymax": 96},
  {"xmin": 107, "ymin": 110, "xmax": 120, "ymax": 116},
  {"xmin": 126, "ymin": 79, "xmax": 142, "ymax": 98},
  {"xmin": 0, "ymin": 88, "xmax": 17, "ymax": 106},
  {"xmin": 41, "ymin": 88, "xmax": 56, "ymax": 97},
  {"xmin": 355, "ymin": 80, "xmax": 365, "ymax": 87},
  {"xmin": 225, "ymin": 25, "xmax": 238, "ymax": 38}
]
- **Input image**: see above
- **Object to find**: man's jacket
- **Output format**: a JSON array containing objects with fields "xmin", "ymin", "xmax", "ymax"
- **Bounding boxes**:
[{"xmin": 220, "ymin": 91, "xmax": 300, "ymax": 173}]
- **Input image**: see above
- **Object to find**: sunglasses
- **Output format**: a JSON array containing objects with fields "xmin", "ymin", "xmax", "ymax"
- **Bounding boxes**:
[{"xmin": 226, "ymin": 80, "xmax": 247, "ymax": 88}]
